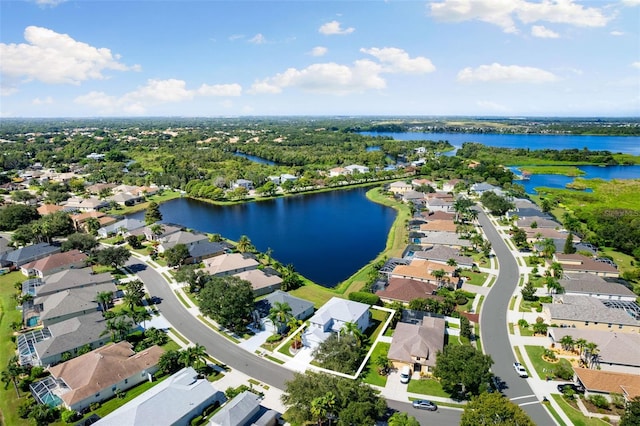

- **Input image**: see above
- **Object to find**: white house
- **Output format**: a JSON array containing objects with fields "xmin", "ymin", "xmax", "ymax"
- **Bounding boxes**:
[
  {"xmin": 345, "ymin": 164, "xmax": 369, "ymax": 174},
  {"xmin": 303, "ymin": 297, "xmax": 370, "ymax": 348}
]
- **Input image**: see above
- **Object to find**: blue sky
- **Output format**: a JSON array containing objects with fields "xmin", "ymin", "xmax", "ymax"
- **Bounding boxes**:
[{"xmin": 1, "ymin": 0, "xmax": 639, "ymax": 117}]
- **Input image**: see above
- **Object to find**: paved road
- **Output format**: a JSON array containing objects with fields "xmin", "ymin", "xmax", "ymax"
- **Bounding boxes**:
[
  {"xmin": 477, "ymin": 209, "xmax": 556, "ymax": 425},
  {"xmin": 129, "ymin": 258, "xmax": 463, "ymax": 424}
]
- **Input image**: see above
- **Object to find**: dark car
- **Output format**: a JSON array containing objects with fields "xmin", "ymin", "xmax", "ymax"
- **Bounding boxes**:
[
  {"xmin": 412, "ymin": 400, "xmax": 437, "ymax": 411},
  {"xmin": 557, "ymin": 383, "xmax": 584, "ymax": 394}
]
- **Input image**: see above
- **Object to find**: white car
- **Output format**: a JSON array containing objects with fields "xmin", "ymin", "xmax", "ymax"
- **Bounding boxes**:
[{"xmin": 513, "ymin": 362, "xmax": 528, "ymax": 378}]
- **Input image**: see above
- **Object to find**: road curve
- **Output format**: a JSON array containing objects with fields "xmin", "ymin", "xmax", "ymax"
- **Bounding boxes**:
[
  {"xmin": 127, "ymin": 258, "xmax": 462, "ymax": 425},
  {"xmin": 477, "ymin": 209, "xmax": 556, "ymax": 425}
]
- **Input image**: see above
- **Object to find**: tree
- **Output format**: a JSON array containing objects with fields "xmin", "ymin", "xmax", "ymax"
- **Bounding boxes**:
[
  {"xmin": 165, "ymin": 243, "xmax": 190, "ymax": 267},
  {"xmin": 521, "ymin": 281, "xmax": 538, "ymax": 301},
  {"xmin": 545, "ymin": 275, "xmax": 563, "ymax": 295},
  {"xmin": 103, "ymin": 315, "xmax": 132, "ymax": 342},
  {"xmin": 559, "ymin": 335, "xmax": 575, "ymax": 352},
  {"xmin": 198, "ymin": 276, "xmax": 254, "ymax": 333},
  {"xmin": 433, "ymin": 344, "xmax": 494, "ymax": 397},
  {"xmin": 563, "ymin": 233, "xmax": 576, "ymax": 254},
  {"xmin": 96, "ymin": 246, "xmax": 131, "ymax": 269},
  {"xmin": 313, "ymin": 333, "xmax": 364, "ymax": 375},
  {"xmin": 281, "ymin": 371, "xmax": 386, "ymax": 426},
  {"xmin": 432, "ymin": 268, "xmax": 446, "ymax": 286},
  {"xmin": 124, "ymin": 280, "xmax": 145, "ymax": 309},
  {"xmin": 310, "ymin": 391, "xmax": 336, "ymax": 426},
  {"xmin": 480, "ymin": 191, "xmax": 514, "ymax": 216},
  {"xmin": 179, "ymin": 344, "xmax": 207, "ymax": 371},
  {"xmin": 61, "ymin": 232, "xmax": 99, "ymax": 252},
  {"xmin": 550, "ymin": 261, "xmax": 564, "ymax": 279},
  {"xmin": 281, "ymin": 263, "xmax": 303, "ymax": 291},
  {"xmin": 340, "ymin": 321, "xmax": 364, "ymax": 345},
  {"xmin": 236, "ymin": 235, "xmax": 254, "ymax": 253},
  {"xmin": 0, "ymin": 204, "xmax": 39, "ymax": 231},
  {"xmin": 541, "ymin": 238, "xmax": 556, "ymax": 259},
  {"xmin": 388, "ymin": 412, "xmax": 420, "ymax": 426},
  {"xmin": 460, "ymin": 316, "xmax": 472, "ymax": 340},
  {"xmin": 620, "ymin": 396, "xmax": 640, "ymax": 426},
  {"xmin": 532, "ymin": 317, "xmax": 548, "ymax": 335},
  {"xmin": 268, "ymin": 301, "xmax": 293, "ymax": 334},
  {"xmin": 129, "ymin": 308, "xmax": 152, "ymax": 329},
  {"xmin": 97, "ymin": 291, "xmax": 113, "ymax": 312},
  {"xmin": 85, "ymin": 217, "xmax": 101, "ymax": 236},
  {"xmin": 157, "ymin": 349, "xmax": 182, "ymax": 375},
  {"xmin": 460, "ymin": 392, "xmax": 535, "ymax": 426},
  {"xmin": 144, "ymin": 201, "xmax": 162, "ymax": 225}
]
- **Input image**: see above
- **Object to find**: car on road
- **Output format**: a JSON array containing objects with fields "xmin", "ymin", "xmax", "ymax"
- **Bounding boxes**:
[
  {"xmin": 412, "ymin": 400, "xmax": 438, "ymax": 411},
  {"xmin": 557, "ymin": 383, "xmax": 584, "ymax": 394},
  {"xmin": 513, "ymin": 362, "xmax": 528, "ymax": 378}
]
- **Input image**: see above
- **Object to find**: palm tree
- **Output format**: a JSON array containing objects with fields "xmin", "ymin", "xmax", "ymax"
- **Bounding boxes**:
[
  {"xmin": 179, "ymin": 344, "xmax": 207, "ymax": 371},
  {"xmin": 97, "ymin": 291, "xmax": 113, "ymax": 312},
  {"xmin": 103, "ymin": 315, "xmax": 132, "ymax": 342},
  {"xmin": 550, "ymin": 261, "xmax": 564, "ymax": 279},
  {"xmin": 575, "ymin": 338, "xmax": 588, "ymax": 358},
  {"xmin": 85, "ymin": 217, "xmax": 101, "ymax": 236},
  {"xmin": 446, "ymin": 258, "xmax": 458, "ymax": 268},
  {"xmin": 545, "ymin": 276, "xmax": 563, "ymax": 295},
  {"xmin": 559, "ymin": 335, "xmax": 575, "ymax": 352},
  {"xmin": 432, "ymin": 269, "xmax": 446, "ymax": 287},
  {"xmin": 287, "ymin": 317, "xmax": 303, "ymax": 349},
  {"xmin": 311, "ymin": 392, "xmax": 337, "ymax": 426},
  {"xmin": 130, "ymin": 308, "xmax": 152, "ymax": 329},
  {"xmin": 268, "ymin": 302, "xmax": 293, "ymax": 334},
  {"xmin": 340, "ymin": 321, "xmax": 364, "ymax": 345},
  {"xmin": 541, "ymin": 238, "xmax": 556, "ymax": 259},
  {"xmin": 236, "ymin": 235, "xmax": 253, "ymax": 253},
  {"xmin": 584, "ymin": 342, "xmax": 600, "ymax": 369}
]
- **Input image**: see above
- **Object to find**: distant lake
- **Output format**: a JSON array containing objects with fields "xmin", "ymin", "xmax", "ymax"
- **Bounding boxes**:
[
  {"xmin": 512, "ymin": 165, "xmax": 640, "ymax": 194},
  {"xmin": 130, "ymin": 187, "xmax": 395, "ymax": 287},
  {"xmin": 233, "ymin": 152, "xmax": 277, "ymax": 165},
  {"xmin": 359, "ymin": 131, "xmax": 640, "ymax": 155}
]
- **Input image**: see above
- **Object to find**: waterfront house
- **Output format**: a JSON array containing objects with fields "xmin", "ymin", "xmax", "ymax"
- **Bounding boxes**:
[
  {"xmin": 97, "ymin": 218, "xmax": 146, "ymax": 238},
  {"xmin": 376, "ymin": 277, "xmax": 440, "ymax": 305},
  {"xmin": 94, "ymin": 367, "xmax": 226, "ymax": 426},
  {"xmin": 70, "ymin": 211, "xmax": 116, "ymax": 232},
  {"xmin": 387, "ymin": 317, "xmax": 445, "ymax": 375},
  {"xmin": 233, "ymin": 268, "xmax": 282, "ymax": 296},
  {"xmin": 156, "ymin": 230, "xmax": 208, "ymax": 253},
  {"xmin": 419, "ymin": 220, "xmax": 457, "ymax": 233},
  {"xmin": 345, "ymin": 164, "xmax": 369, "ymax": 174},
  {"xmin": 328, "ymin": 167, "xmax": 349, "ymax": 177},
  {"xmin": 412, "ymin": 245, "xmax": 475, "ymax": 269},
  {"xmin": 202, "ymin": 253, "xmax": 259, "ymax": 277},
  {"xmin": 390, "ymin": 259, "xmax": 455, "ymax": 285},
  {"xmin": 304, "ymin": 297, "xmax": 370, "ymax": 348},
  {"xmin": 143, "ymin": 223, "xmax": 182, "ymax": 242},
  {"xmin": 388, "ymin": 181, "xmax": 413, "ymax": 195},
  {"xmin": 21, "ymin": 250, "xmax": 87, "ymax": 278},
  {"xmin": 35, "ymin": 342, "xmax": 163, "ymax": 412},
  {"xmin": 559, "ymin": 273, "xmax": 636, "ymax": 302},
  {"xmin": 256, "ymin": 290, "xmax": 314, "ymax": 331},
  {"xmin": 232, "ymin": 179, "xmax": 254, "ymax": 191}
]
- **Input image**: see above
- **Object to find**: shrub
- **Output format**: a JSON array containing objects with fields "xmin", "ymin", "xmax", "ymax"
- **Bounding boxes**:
[
  {"xmin": 202, "ymin": 401, "xmax": 220, "ymax": 417},
  {"xmin": 266, "ymin": 334, "xmax": 281, "ymax": 343},
  {"xmin": 611, "ymin": 393, "xmax": 625, "ymax": 409},
  {"xmin": 553, "ymin": 363, "xmax": 574, "ymax": 381},
  {"xmin": 517, "ymin": 319, "xmax": 529, "ymax": 328},
  {"xmin": 61, "ymin": 408, "xmax": 80, "ymax": 424},
  {"xmin": 455, "ymin": 294, "xmax": 468, "ymax": 305},
  {"xmin": 90, "ymin": 402, "xmax": 101, "ymax": 411},
  {"xmin": 348, "ymin": 291, "xmax": 380, "ymax": 305},
  {"xmin": 190, "ymin": 415, "xmax": 203, "ymax": 426},
  {"xmin": 588, "ymin": 394, "xmax": 610, "ymax": 410}
]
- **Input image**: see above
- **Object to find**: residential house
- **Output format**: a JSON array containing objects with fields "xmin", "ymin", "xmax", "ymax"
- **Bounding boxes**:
[
  {"xmin": 36, "ymin": 341, "xmax": 163, "ymax": 412},
  {"xmin": 63, "ymin": 196, "xmax": 109, "ymax": 212},
  {"xmin": 387, "ymin": 317, "xmax": 446, "ymax": 374},
  {"xmin": 420, "ymin": 210, "xmax": 456, "ymax": 221},
  {"xmin": 86, "ymin": 183, "xmax": 116, "ymax": 195},
  {"xmin": 202, "ymin": 253, "xmax": 259, "ymax": 277},
  {"xmin": 328, "ymin": 167, "xmax": 349, "ymax": 177},
  {"xmin": 412, "ymin": 245, "xmax": 475, "ymax": 269},
  {"xmin": 26, "ymin": 268, "xmax": 113, "ymax": 298},
  {"xmin": 0, "ymin": 235, "xmax": 11, "ymax": 257},
  {"xmin": 32, "ymin": 282, "xmax": 117, "ymax": 327},
  {"xmin": 157, "ymin": 230, "xmax": 208, "ymax": 254},
  {"xmin": 18, "ymin": 311, "xmax": 110, "ymax": 367},
  {"xmin": 37, "ymin": 204, "xmax": 65, "ymax": 216},
  {"xmin": 234, "ymin": 268, "xmax": 282, "ymax": 296},
  {"xmin": 376, "ymin": 278, "xmax": 440, "ymax": 305},
  {"xmin": 232, "ymin": 179, "xmax": 254, "ymax": 191},
  {"xmin": 517, "ymin": 217, "xmax": 560, "ymax": 229},
  {"xmin": 94, "ymin": 367, "xmax": 226, "ymax": 426},
  {"xmin": 70, "ymin": 211, "xmax": 116, "ymax": 232},
  {"xmin": 345, "ymin": 164, "xmax": 369, "ymax": 174},
  {"xmin": 143, "ymin": 224, "xmax": 182, "ymax": 242},
  {"xmin": 522, "ymin": 227, "xmax": 578, "ymax": 244},
  {"xmin": 209, "ymin": 391, "xmax": 279, "ymax": 426},
  {"xmin": 0, "ymin": 243, "xmax": 61, "ymax": 268},
  {"xmin": 186, "ymin": 240, "xmax": 231, "ymax": 264},
  {"xmin": 21, "ymin": 250, "xmax": 87, "ymax": 278},
  {"xmin": 97, "ymin": 218, "xmax": 146, "ymax": 238},
  {"xmin": 470, "ymin": 183, "xmax": 503, "ymax": 195},
  {"xmin": 411, "ymin": 178, "xmax": 435, "ymax": 188},
  {"xmin": 415, "ymin": 232, "xmax": 472, "ymax": 248},
  {"xmin": 419, "ymin": 220, "xmax": 457, "ymax": 233},
  {"xmin": 542, "ymin": 295, "xmax": 640, "ymax": 333},
  {"xmin": 553, "ymin": 253, "xmax": 619, "ymax": 278},
  {"xmin": 108, "ymin": 192, "xmax": 144, "ymax": 207},
  {"xmin": 573, "ymin": 368, "xmax": 640, "ymax": 403},
  {"xmin": 303, "ymin": 297, "xmax": 370, "ymax": 348},
  {"xmin": 442, "ymin": 179, "xmax": 463, "ymax": 192},
  {"xmin": 267, "ymin": 174, "xmax": 297, "ymax": 185},
  {"xmin": 549, "ymin": 328, "xmax": 640, "ymax": 374},
  {"xmin": 401, "ymin": 190, "xmax": 426, "ymax": 205},
  {"xmin": 388, "ymin": 181, "xmax": 413, "ymax": 195},
  {"xmin": 390, "ymin": 259, "xmax": 455, "ymax": 285},
  {"xmin": 255, "ymin": 290, "xmax": 315, "ymax": 331},
  {"xmin": 424, "ymin": 197, "xmax": 453, "ymax": 213},
  {"xmin": 559, "ymin": 273, "xmax": 636, "ymax": 302}
]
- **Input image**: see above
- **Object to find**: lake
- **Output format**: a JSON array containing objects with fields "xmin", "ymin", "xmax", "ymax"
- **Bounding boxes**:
[
  {"xmin": 512, "ymin": 165, "xmax": 640, "ymax": 194},
  {"xmin": 359, "ymin": 131, "xmax": 640, "ymax": 155},
  {"xmin": 130, "ymin": 187, "xmax": 396, "ymax": 287}
]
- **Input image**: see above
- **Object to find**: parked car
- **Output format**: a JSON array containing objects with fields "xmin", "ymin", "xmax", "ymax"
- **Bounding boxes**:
[
  {"xmin": 399, "ymin": 366, "xmax": 411, "ymax": 384},
  {"xmin": 557, "ymin": 383, "xmax": 584, "ymax": 394},
  {"xmin": 513, "ymin": 362, "xmax": 528, "ymax": 378},
  {"xmin": 412, "ymin": 400, "xmax": 438, "ymax": 411}
]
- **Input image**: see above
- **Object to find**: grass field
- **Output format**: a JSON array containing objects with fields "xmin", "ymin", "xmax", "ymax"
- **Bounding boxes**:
[
  {"xmin": 551, "ymin": 395, "xmax": 610, "ymax": 426},
  {"xmin": 519, "ymin": 166, "xmax": 586, "ymax": 176},
  {"xmin": 524, "ymin": 345, "xmax": 573, "ymax": 380},
  {"xmin": 407, "ymin": 378, "xmax": 450, "ymax": 398},
  {"xmin": 362, "ymin": 342, "xmax": 390, "ymax": 387}
]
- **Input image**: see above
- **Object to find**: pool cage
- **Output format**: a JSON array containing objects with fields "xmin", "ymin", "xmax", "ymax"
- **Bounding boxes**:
[
  {"xmin": 17, "ymin": 328, "xmax": 51, "ymax": 366},
  {"xmin": 601, "ymin": 300, "xmax": 640, "ymax": 321},
  {"xmin": 30, "ymin": 375, "xmax": 67, "ymax": 408},
  {"xmin": 22, "ymin": 278, "xmax": 43, "ymax": 297}
]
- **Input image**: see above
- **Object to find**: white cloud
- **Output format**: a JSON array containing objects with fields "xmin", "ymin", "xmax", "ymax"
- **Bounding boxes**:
[
  {"xmin": 0, "ymin": 26, "xmax": 137, "ymax": 87},
  {"xmin": 430, "ymin": 0, "xmax": 610, "ymax": 33},
  {"xmin": 32, "ymin": 96, "xmax": 53, "ymax": 105},
  {"xmin": 531, "ymin": 25, "xmax": 559, "ymax": 38},
  {"xmin": 360, "ymin": 47, "xmax": 436, "ymax": 73},
  {"xmin": 610, "ymin": 30, "xmax": 624, "ymax": 36},
  {"xmin": 228, "ymin": 34, "xmax": 244, "ymax": 41},
  {"xmin": 457, "ymin": 63, "xmax": 558, "ymax": 83},
  {"xmin": 1, "ymin": 84, "xmax": 18, "ymax": 97},
  {"xmin": 32, "ymin": 0, "xmax": 67, "ymax": 6},
  {"xmin": 319, "ymin": 20, "xmax": 355, "ymax": 35},
  {"xmin": 250, "ymin": 60, "xmax": 385, "ymax": 95},
  {"xmin": 622, "ymin": 0, "xmax": 640, "ymax": 5},
  {"xmin": 75, "ymin": 78, "xmax": 242, "ymax": 114},
  {"xmin": 197, "ymin": 83, "xmax": 242, "ymax": 97},
  {"xmin": 632, "ymin": 62, "xmax": 640, "ymax": 69},
  {"xmin": 309, "ymin": 46, "xmax": 328, "ymax": 57},
  {"xmin": 248, "ymin": 33, "xmax": 266, "ymax": 44},
  {"xmin": 476, "ymin": 100, "xmax": 509, "ymax": 112}
]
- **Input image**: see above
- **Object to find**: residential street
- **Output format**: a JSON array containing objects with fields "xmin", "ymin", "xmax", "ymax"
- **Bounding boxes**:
[{"xmin": 476, "ymin": 208, "xmax": 557, "ymax": 425}]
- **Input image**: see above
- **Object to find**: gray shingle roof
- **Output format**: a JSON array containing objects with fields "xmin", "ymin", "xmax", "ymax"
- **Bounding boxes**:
[
  {"xmin": 560, "ymin": 273, "xmax": 635, "ymax": 298},
  {"xmin": 545, "ymin": 295, "xmax": 640, "ymax": 326}
]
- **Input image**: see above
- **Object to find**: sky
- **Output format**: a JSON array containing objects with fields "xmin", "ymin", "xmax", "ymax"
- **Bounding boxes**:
[{"xmin": 1, "ymin": 0, "xmax": 639, "ymax": 118}]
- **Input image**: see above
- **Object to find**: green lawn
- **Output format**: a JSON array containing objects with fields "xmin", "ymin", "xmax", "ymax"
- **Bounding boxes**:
[
  {"xmin": 0, "ymin": 271, "xmax": 31, "ymax": 426},
  {"xmin": 551, "ymin": 394, "xmax": 610, "ymax": 426},
  {"xmin": 407, "ymin": 378, "xmax": 450, "ymax": 398},
  {"xmin": 524, "ymin": 345, "xmax": 572, "ymax": 380},
  {"xmin": 362, "ymin": 342, "xmax": 390, "ymax": 387},
  {"xmin": 460, "ymin": 270, "xmax": 489, "ymax": 286},
  {"xmin": 518, "ymin": 326, "xmax": 535, "ymax": 337}
]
